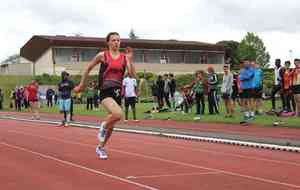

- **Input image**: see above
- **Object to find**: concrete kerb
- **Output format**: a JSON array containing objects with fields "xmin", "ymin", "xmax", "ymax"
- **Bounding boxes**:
[{"xmin": 0, "ymin": 115, "xmax": 299, "ymax": 153}]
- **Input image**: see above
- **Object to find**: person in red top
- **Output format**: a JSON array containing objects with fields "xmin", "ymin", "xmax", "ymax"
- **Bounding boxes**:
[
  {"xmin": 26, "ymin": 80, "xmax": 40, "ymax": 120},
  {"xmin": 74, "ymin": 32, "xmax": 136, "ymax": 159}
]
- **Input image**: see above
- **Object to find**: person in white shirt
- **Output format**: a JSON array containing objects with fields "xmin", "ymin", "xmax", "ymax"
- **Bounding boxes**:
[
  {"xmin": 122, "ymin": 75, "xmax": 138, "ymax": 121},
  {"xmin": 270, "ymin": 59, "xmax": 284, "ymax": 111}
]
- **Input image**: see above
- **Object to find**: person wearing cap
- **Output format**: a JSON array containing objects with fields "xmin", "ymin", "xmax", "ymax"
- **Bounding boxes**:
[{"xmin": 58, "ymin": 71, "xmax": 74, "ymax": 127}]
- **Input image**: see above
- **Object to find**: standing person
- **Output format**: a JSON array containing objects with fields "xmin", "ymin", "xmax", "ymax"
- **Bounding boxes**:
[
  {"xmin": 46, "ymin": 88, "xmax": 55, "ymax": 107},
  {"xmin": 25, "ymin": 80, "xmax": 40, "ymax": 120},
  {"xmin": 74, "ymin": 32, "xmax": 136, "ymax": 160},
  {"xmin": 15, "ymin": 87, "xmax": 22, "ymax": 111},
  {"xmin": 207, "ymin": 66, "xmax": 219, "ymax": 114},
  {"xmin": 150, "ymin": 81, "xmax": 159, "ymax": 112},
  {"xmin": 58, "ymin": 71, "xmax": 74, "ymax": 127},
  {"xmin": 163, "ymin": 73, "xmax": 172, "ymax": 109},
  {"xmin": 0, "ymin": 88, "xmax": 3, "ymax": 110},
  {"xmin": 169, "ymin": 73, "xmax": 176, "ymax": 110},
  {"xmin": 291, "ymin": 59, "xmax": 300, "ymax": 117},
  {"xmin": 270, "ymin": 59, "xmax": 284, "ymax": 112},
  {"xmin": 239, "ymin": 59, "xmax": 255, "ymax": 123},
  {"xmin": 252, "ymin": 61, "xmax": 264, "ymax": 115},
  {"xmin": 86, "ymin": 82, "xmax": 95, "ymax": 110},
  {"xmin": 231, "ymin": 71, "xmax": 240, "ymax": 109},
  {"xmin": 221, "ymin": 65, "xmax": 234, "ymax": 117},
  {"xmin": 281, "ymin": 61, "xmax": 294, "ymax": 113},
  {"xmin": 191, "ymin": 70, "xmax": 205, "ymax": 120},
  {"xmin": 123, "ymin": 74, "xmax": 138, "ymax": 121},
  {"xmin": 156, "ymin": 75, "xmax": 165, "ymax": 109}
]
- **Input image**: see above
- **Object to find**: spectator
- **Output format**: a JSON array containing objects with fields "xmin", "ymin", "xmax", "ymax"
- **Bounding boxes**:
[
  {"xmin": 221, "ymin": 65, "xmax": 234, "ymax": 117},
  {"xmin": 191, "ymin": 70, "xmax": 205, "ymax": 120},
  {"xmin": 270, "ymin": 59, "xmax": 284, "ymax": 111},
  {"xmin": 252, "ymin": 61, "xmax": 264, "ymax": 115},
  {"xmin": 15, "ymin": 87, "xmax": 23, "ymax": 111},
  {"xmin": 169, "ymin": 73, "xmax": 176, "ymax": 110},
  {"xmin": 291, "ymin": 59, "xmax": 300, "ymax": 117},
  {"xmin": 122, "ymin": 74, "xmax": 138, "ymax": 121},
  {"xmin": 86, "ymin": 82, "xmax": 95, "ymax": 110},
  {"xmin": 46, "ymin": 88, "xmax": 55, "ymax": 107},
  {"xmin": 25, "ymin": 80, "xmax": 40, "ymax": 120},
  {"xmin": 163, "ymin": 73, "xmax": 171, "ymax": 109},
  {"xmin": 207, "ymin": 66, "xmax": 219, "ymax": 114},
  {"xmin": 0, "ymin": 88, "xmax": 3, "ymax": 110},
  {"xmin": 232, "ymin": 71, "xmax": 240, "ymax": 109},
  {"xmin": 239, "ymin": 59, "xmax": 255, "ymax": 122},
  {"xmin": 58, "ymin": 71, "xmax": 75, "ymax": 127},
  {"xmin": 156, "ymin": 75, "xmax": 165, "ymax": 109},
  {"xmin": 281, "ymin": 61, "xmax": 295, "ymax": 113},
  {"xmin": 150, "ymin": 81, "xmax": 159, "ymax": 112}
]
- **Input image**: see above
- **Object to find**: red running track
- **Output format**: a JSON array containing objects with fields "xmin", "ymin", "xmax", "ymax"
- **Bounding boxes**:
[{"xmin": 0, "ymin": 119, "xmax": 300, "ymax": 190}]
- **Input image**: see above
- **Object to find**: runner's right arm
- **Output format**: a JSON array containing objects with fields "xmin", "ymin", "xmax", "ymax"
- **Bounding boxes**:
[{"xmin": 74, "ymin": 52, "xmax": 104, "ymax": 92}]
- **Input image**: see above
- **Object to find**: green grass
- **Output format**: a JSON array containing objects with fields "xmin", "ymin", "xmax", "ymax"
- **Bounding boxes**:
[{"xmin": 34, "ymin": 101, "xmax": 300, "ymax": 128}]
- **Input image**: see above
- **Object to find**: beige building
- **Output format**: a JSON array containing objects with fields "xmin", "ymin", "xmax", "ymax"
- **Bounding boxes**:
[{"xmin": 4, "ymin": 35, "xmax": 225, "ymax": 76}]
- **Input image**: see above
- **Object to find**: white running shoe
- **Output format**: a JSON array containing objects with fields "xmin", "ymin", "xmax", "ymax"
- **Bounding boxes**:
[
  {"xmin": 96, "ymin": 146, "xmax": 108, "ymax": 159},
  {"xmin": 97, "ymin": 122, "xmax": 107, "ymax": 142}
]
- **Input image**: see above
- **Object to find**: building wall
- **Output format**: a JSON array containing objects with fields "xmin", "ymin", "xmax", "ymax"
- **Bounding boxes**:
[
  {"xmin": 0, "ymin": 63, "xmax": 33, "ymax": 75},
  {"xmin": 35, "ymin": 48, "xmax": 54, "ymax": 75},
  {"xmin": 56, "ymin": 61, "xmax": 225, "ymax": 75}
]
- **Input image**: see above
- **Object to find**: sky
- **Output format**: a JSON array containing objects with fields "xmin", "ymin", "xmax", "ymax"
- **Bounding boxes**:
[{"xmin": 1, "ymin": 0, "xmax": 300, "ymax": 66}]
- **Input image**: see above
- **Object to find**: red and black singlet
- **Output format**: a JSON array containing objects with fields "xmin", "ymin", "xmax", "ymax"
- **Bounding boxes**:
[{"xmin": 98, "ymin": 51, "xmax": 127, "ymax": 90}]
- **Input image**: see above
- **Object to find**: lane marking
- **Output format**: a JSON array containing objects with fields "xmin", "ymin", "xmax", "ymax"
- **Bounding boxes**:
[
  {"xmin": 0, "ymin": 142, "xmax": 158, "ymax": 190},
  {"xmin": 114, "ymin": 137, "xmax": 300, "ymax": 167},
  {"xmin": 5, "ymin": 130, "xmax": 300, "ymax": 189},
  {"xmin": 1, "ymin": 115, "xmax": 300, "ymax": 153},
  {"xmin": 126, "ymin": 171, "xmax": 221, "ymax": 179}
]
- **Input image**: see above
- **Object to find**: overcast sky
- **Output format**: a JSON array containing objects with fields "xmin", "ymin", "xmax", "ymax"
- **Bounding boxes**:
[{"xmin": 1, "ymin": 0, "xmax": 300, "ymax": 66}]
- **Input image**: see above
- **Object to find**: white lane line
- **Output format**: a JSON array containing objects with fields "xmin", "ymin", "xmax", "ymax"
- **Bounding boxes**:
[
  {"xmin": 0, "ymin": 142, "xmax": 158, "ymax": 190},
  {"xmin": 114, "ymin": 137, "xmax": 300, "ymax": 167},
  {"xmin": 126, "ymin": 171, "xmax": 221, "ymax": 179},
  {"xmin": 5, "ymin": 130, "xmax": 300, "ymax": 189}
]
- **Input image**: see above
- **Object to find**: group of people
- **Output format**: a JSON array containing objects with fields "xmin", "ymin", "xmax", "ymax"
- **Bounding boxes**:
[{"xmin": 1, "ymin": 32, "xmax": 300, "ymax": 161}]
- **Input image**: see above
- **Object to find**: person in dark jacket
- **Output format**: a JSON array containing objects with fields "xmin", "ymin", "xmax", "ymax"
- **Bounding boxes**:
[{"xmin": 207, "ymin": 66, "xmax": 219, "ymax": 114}]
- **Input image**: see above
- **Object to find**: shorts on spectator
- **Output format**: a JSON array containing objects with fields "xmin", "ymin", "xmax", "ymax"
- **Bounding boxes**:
[
  {"xmin": 59, "ymin": 98, "xmax": 71, "ymax": 112},
  {"xmin": 240, "ymin": 89, "xmax": 254, "ymax": 99},
  {"xmin": 292, "ymin": 85, "xmax": 300, "ymax": 94},
  {"xmin": 253, "ymin": 87, "xmax": 263, "ymax": 99}
]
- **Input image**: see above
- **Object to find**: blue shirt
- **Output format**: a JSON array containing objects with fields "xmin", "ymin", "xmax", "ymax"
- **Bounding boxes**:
[
  {"xmin": 253, "ymin": 68, "xmax": 263, "ymax": 88},
  {"xmin": 239, "ymin": 67, "xmax": 255, "ymax": 90}
]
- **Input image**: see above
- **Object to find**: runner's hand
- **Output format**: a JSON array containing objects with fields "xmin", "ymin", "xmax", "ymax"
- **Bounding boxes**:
[{"xmin": 74, "ymin": 84, "xmax": 83, "ymax": 93}]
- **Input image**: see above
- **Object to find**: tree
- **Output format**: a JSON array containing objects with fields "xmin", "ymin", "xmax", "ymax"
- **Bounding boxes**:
[
  {"xmin": 217, "ymin": 40, "xmax": 240, "ymax": 69},
  {"xmin": 238, "ymin": 32, "xmax": 270, "ymax": 68},
  {"xmin": 0, "ymin": 54, "xmax": 20, "ymax": 65},
  {"xmin": 129, "ymin": 28, "xmax": 139, "ymax": 40}
]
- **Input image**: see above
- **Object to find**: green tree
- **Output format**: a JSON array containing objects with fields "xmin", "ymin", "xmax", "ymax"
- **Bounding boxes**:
[
  {"xmin": 238, "ymin": 32, "xmax": 270, "ymax": 68},
  {"xmin": 129, "ymin": 28, "xmax": 139, "ymax": 40},
  {"xmin": 217, "ymin": 40, "xmax": 240, "ymax": 69},
  {"xmin": 1, "ymin": 54, "xmax": 20, "ymax": 65}
]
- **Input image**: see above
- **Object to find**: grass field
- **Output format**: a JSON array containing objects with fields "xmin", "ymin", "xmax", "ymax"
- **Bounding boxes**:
[{"xmin": 4, "ymin": 100, "xmax": 297, "ymax": 128}]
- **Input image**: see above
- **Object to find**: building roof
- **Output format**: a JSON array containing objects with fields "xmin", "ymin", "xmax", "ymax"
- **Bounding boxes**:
[{"xmin": 20, "ymin": 35, "xmax": 225, "ymax": 62}]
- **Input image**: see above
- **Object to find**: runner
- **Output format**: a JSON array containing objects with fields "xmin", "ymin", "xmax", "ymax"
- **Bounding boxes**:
[
  {"xmin": 25, "ymin": 80, "xmax": 40, "ymax": 120},
  {"xmin": 74, "ymin": 32, "xmax": 136, "ymax": 159}
]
